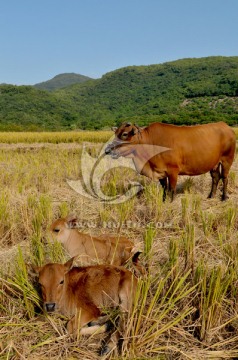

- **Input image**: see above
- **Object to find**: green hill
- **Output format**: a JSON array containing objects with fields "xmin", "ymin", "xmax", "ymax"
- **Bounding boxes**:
[
  {"xmin": 0, "ymin": 85, "xmax": 75, "ymax": 131},
  {"xmin": 34, "ymin": 73, "xmax": 92, "ymax": 91},
  {"xmin": 0, "ymin": 56, "xmax": 238, "ymax": 131}
]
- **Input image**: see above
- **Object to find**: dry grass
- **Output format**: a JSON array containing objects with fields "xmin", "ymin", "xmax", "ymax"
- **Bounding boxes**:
[
  {"xmin": 0, "ymin": 127, "xmax": 236, "ymax": 144},
  {"xmin": 1, "ymin": 133, "xmax": 238, "ymax": 359},
  {"xmin": 0, "ymin": 131, "xmax": 111, "ymax": 144}
]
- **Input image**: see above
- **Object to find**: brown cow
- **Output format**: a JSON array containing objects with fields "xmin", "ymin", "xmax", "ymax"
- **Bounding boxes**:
[
  {"xmin": 34, "ymin": 258, "xmax": 137, "ymax": 354},
  {"xmin": 105, "ymin": 121, "xmax": 236, "ymax": 200},
  {"xmin": 49, "ymin": 215, "xmax": 143, "ymax": 274}
]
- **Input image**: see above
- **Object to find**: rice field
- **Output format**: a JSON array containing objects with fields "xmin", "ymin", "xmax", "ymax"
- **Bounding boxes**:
[
  {"xmin": 1, "ymin": 131, "xmax": 238, "ymax": 359},
  {"xmin": 0, "ymin": 131, "xmax": 112, "ymax": 144},
  {"xmin": 0, "ymin": 127, "xmax": 236, "ymax": 144}
]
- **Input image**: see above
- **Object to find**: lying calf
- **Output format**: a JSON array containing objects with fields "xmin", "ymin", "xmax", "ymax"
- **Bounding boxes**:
[
  {"xmin": 49, "ymin": 215, "xmax": 143, "ymax": 274},
  {"xmin": 34, "ymin": 258, "xmax": 137, "ymax": 354}
]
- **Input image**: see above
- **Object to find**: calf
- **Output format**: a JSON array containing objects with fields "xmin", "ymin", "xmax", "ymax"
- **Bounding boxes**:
[
  {"xmin": 49, "ymin": 215, "xmax": 143, "ymax": 273},
  {"xmin": 34, "ymin": 258, "xmax": 137, "ymax": 354}
]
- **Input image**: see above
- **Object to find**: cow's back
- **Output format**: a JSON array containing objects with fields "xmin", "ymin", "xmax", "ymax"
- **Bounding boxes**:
[
  {"xmin": 147, "ymin": 121, "xmax": 234, "ymax": 148},
  {"xmin": 67, "ymin": 265, "xmax": 134, "ymax": 310},
  {"xmin": 144, "ymin": 122, "xmax": 236, "ymax": 175},
  {"xmin": 68, "ymin": 231, "xmax": 134, "ymax": 266}
]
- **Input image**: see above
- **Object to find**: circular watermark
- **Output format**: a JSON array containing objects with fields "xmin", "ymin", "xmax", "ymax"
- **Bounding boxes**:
[{"xmin": 67, "ymin": 135, "xmax": 169, "ymax": 204}]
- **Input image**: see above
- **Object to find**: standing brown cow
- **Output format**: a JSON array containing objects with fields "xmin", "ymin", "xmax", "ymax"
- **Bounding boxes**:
[
  {"xmin": 34, "ymin": 258, "xmax": 137, "ymax": 354},
  {"xmin": 105, "ymin": 121, "xmax": 236, "ymax": 200}
]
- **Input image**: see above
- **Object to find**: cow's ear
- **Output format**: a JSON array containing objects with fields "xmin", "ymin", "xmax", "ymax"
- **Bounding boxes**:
[
  {"xmin": 111, "ymin": 126, "xmax": 118, "ymax": 132},
  {"xmin": 28, "ymin": 263, "xmax": 42, "ymax": 277},
  {"xmin": 131, "ymin": 126, "xmax": 139, "ymax": 136},
  {"xmin": 131, "ymin": 128, "xmax": 136, "ymax": 136},
  {"xmin": 64, "ymin": 257, "xmax": 75, "ymax": 272},
  {"xmin": 66, "ymin": 214, "xmax": 78, "ymax": 229}
]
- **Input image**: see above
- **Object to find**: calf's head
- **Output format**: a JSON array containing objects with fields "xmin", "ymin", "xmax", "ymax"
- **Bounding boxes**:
[
  {"xmin": 105, "ymin": 122, "xmax": 141, "ymax": 159},
  {"xmin": 34, "ymin": 258, "xmax": 74, "ymax": 313},
  {"xmin": 49, "ymin": 215, "xmax": 78, "ymax": 245}
]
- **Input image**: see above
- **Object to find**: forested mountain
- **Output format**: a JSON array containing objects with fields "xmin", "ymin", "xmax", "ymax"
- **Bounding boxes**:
[
  {"xmin": 0, "ymin": 56, "xmax": 238, "ymax": 131},
  {"xmin": 34, "ymin": 73, "xmax": 92, "ymax": 91}
]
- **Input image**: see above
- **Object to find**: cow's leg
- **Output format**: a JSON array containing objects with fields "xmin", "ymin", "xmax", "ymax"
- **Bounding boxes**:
[
  {"xmin": 220, "ymin": 161, "xmax": 231, "ymax": 201},
  {"xmin": 101, "ymin": 274, "xmax": 137, "ymax": 356},
  {"xmin": 99, "ymin": 315, "xmax": 122, "ymax": 356},
  {"xmin": 67, "ymin": 307, "xmax": 105, "ymax": 335},
  {"xmin": 159, "ymin": 178, "xmax": 168, "ymax": 201},
  {"xmin": 101, "ymin": 274, "xmax": 136, "ymax": 355},
  {"xmin": 119, "ymin": 273, "xmax": 137, "ymax": 312},
  {"xmin": 168, "ymin": 170, "xmax": 178, "ymax": 201},
  {"xmin": 208, "ymin": 166, "xmax": 221, "ymax": 199},
  {"xmin": 67, "ymin": 316, "xmax": 107, "ymax": 335}
]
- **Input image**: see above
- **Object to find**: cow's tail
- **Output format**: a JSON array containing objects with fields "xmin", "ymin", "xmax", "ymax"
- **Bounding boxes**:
[{"xmin": 132, "ymin": 251, "xmax": 146, "ymax": 276}]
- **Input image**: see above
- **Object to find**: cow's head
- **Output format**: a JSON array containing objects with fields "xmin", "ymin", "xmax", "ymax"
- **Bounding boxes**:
[
  {"xmin": 33, "ymin": 258, "xmax": 74, "ymax": 313},
  {"xmin": 49, "ymin": 215, "xmax": 78, "ymax": 245},
  {"xmin": 105, "ymin": 122, "xmax": 141, "ymax": 159}
]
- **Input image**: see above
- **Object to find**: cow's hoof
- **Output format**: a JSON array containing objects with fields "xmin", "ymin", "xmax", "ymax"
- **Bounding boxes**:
[
  {"xmin": 105, "ymin": 320, "xmax": 114, "ymax": 332},
  {"xmin": 221, "ymin": 195, "xmax": 229, "ymax": 201},
  {"xmin": 99, "ymin": 344, "xmax": 111, "ymax": 356},
  {"xmin": 87, "ymin": 320, "xmax": 96, "ymax": 327}
]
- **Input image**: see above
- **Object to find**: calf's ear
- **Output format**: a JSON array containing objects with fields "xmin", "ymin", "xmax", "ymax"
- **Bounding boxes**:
[
  {"xmin": 111, "ymin": 126, "xmax": 118, "ymax": 132},
  {"xmin": 131, "ymin": 126, "xmax": 139, "ymax": 136},
  {"xmin": 64, "ymin": 257, "xmax": 75, "ymax": 272},
  {"xmin": 27, "ymin": 263, "xmax": 42, "ymax": 277},
  {"xmin": 66, "ymin": 214, "xmax": 78, "ymax": 229}
]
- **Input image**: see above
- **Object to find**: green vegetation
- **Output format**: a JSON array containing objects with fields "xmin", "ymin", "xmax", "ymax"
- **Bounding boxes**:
[
  {"xmin": 0, "ymin": 85, "xmax": 72, "ymax": 131},
  {"xmin": 0, "ymin": 56, "xmax": 238, "ymax": 130},
  {"xmin": 34, "ymin": 72, "xmax": 92, "ymax": 91}
]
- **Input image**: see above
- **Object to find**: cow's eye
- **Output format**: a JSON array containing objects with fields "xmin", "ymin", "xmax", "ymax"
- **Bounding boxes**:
[
  {"xmin": 121, "ymin": 132, "xmax": 128, "ymax": 139},
  {"xmin": 59, "ymin": 279, "xmax": 64, "ymax": 285},
  {"xmin": 53, "ymin": 228, "xmax": 60, "ymax": 233}
]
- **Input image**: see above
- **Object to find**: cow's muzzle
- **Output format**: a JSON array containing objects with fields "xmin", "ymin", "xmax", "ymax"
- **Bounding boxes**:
[
  {"xmin": 104, "ymin": 143, "xmax": 114, "ymax": 155},
  {"xmin": 105, "ymin": 142, "xmax": 121, "ymax": 159},
  {"xmin": 45, "ymin": 302, "xmax": 56, "ymax": 312}
]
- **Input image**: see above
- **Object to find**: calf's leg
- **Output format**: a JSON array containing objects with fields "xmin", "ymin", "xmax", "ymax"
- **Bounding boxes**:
[
  {"xmin": 67, "ymin": 307, "xmax": 104, "ymax": 335},
  {"xmin": 99, "ymin": 315, "xmax": 122, "ymax": 356}
]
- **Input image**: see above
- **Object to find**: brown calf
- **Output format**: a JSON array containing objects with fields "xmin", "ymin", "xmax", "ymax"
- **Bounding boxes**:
[
  {"xmin": 34, "ymin": 258, "xmax": 137, "ymax": 354},
  {"xmin": 49, "ymin": 215, "xmax": 143, "ymax": 273}
]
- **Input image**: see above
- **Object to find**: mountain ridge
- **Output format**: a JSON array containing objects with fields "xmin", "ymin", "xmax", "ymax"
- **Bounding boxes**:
[
  {"xmin": 0, "ymin": 56, "xmax": 237, "ymax": 130},
  {"xmin": 34, "ymin": 72, "xmax": 93, "ymax": 91}
]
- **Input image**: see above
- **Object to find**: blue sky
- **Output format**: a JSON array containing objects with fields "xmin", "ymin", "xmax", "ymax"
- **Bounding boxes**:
[{"xmin": 0, "ymin": 0, "xmax": 237, "ymax": 85}]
